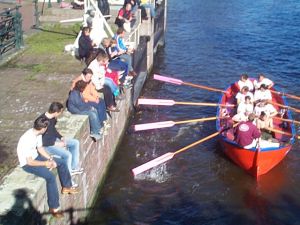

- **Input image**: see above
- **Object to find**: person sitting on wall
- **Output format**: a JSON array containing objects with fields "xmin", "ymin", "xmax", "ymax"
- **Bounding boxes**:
[
  {"xmin": 71, "ymin": 68, "xmax": 108, "ymax": 131},
  {"xmin": 101, "ymin": 38, "xmax": 132, "ymax": 88},
  {"xmin": 253, "ymin": 74, "xmax": 274, "ymax": 90},
  {"xmin": 115, "ymin": 3, "xmax": 136, "ymax": 32},
  {"xmin": 237, "ymin": 74, "xmax": 254, "ymax": 92},
  {"xmin": 88, "ymin": 51, "xmax": 120, "ymax": 112},
  {"xmin": 78, "ymin": 26, "xmax": 99, "ymax": 65},
  {"xmin": 140, "ymin": 0, "xmax": 156, "ymax": 18},
  {"xmin": 235, "ymin": 113, "xmax": 261, "ymax": 149},
  {"xmin": 114, "ymin": 27, "xmax": 137, "ymax": 77},
  {"xmin": 67, "ymin": 80, "xmax": 103, "ymax": 141},
  {"xmin": 38, "ymin": 102, "xmax": 83, "ymax": 180},
  {"xmin": 123, "ymin": 0, "xmax": 148, "ymax": 20},
  {"xmin": 17, "ymin": 117, "xmax": 79, "ymax": 218}
]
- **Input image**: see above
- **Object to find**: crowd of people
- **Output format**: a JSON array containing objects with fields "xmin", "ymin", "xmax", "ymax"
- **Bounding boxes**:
[
  {"xmin": 15, "ymin": 0, "xmax": 164, "ymax": 218},
  {"xmin": 229, "ymin": 74, "xmax": 284, "ymax": 149}
]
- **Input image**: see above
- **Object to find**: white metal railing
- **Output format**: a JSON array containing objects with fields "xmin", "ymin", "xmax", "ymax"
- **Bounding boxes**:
[{"xmin": 125, "ymin": 8, "xmax": 142, "ymax": 47}]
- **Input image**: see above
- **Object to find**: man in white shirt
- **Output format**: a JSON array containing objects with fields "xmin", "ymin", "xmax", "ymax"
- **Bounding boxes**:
[
  {"xmin": 253, "ymin": 74, "xmax": 274, "ymax": 90},
  {"xmin": 236, "ymin": 86, "xmax": 254, "ymax": 105},
  {"xmin": 17, "ymin": 117, "xmax": 79, "ymax": 218}
]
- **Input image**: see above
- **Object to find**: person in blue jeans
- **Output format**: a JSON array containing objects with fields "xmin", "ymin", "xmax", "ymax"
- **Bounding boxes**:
[
  {"xmin": 39, "ymin": 102, "xmax": 83, "ymax": 177},
  {"xmin": 17, "ymin": 117, "xmax": 79, "ymax": 218},
  {"xmin": 67, "ymin": 80, "xmax": 102, "ymax": 140}
]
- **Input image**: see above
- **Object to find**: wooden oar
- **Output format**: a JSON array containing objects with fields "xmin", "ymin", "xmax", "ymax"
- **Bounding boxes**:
[
  {"xmin": 154, "ymin": 74, "xmax": 227, "ymax": 94},
  {"xmin": 134, "ymin": 116, "xmax": 226, "ymax": 131},
  {"xmin": 274, "ymin": 117, "xmax": 300, "ymax": 125},
  {"xmin": 270, "ymin": 90, "xmax": 300, "ymax": 101},
  {"xmin": 267, "ymin": 101, "xmax": 300, "ymax": 113},
  {"xmin": 264, "ymin": 127, "xmax": 300, "ymax": 139},
  {"xmin": 132, "ymin": 124, "xmax": 239, "ymax": 176},
  {"xmin": 138, "ymin": 98, "xmax": 235, "ymax": 107}
]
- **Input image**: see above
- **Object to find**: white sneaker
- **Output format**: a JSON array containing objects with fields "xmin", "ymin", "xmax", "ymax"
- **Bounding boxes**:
[{"xmin": 71, "ymin": 168, "xmax": 84, "ymax": 176}]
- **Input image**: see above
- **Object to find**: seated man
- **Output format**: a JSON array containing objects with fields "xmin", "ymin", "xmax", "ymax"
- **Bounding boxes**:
[
  {"xmin": 235, "ymin": 113, "xmax": 261, "ymax": 149},
  {"xmin": 17, "ymin": 117, "xmax": 79, "ymax": 218},
  {"xmin": 256, "ymin": 111, "xmax": 274, "ymax": 141},
  {"xmin": 39, "ymin": 102, "xmax": 83, "ymax": 177},
  {"xmin": 237, "ymin": 74, "xmax": 254, "ymax": 91},
  {"xmin": 254, "ymin": 101, "xmax": 278, "ymax": 118},
  {"xmin": 232, "ymin": 96, "xmax": 254, "ymax": 122},
  {"xmin": 253, "ymin": 73, "xmax": 274, "ymax": 90},
  {"xmin": 253, "ymin": 84, "xmax": 272, "ymax": 103}
]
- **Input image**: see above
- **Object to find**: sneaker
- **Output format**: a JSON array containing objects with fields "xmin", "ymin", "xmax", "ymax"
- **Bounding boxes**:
[
  {"xmin": 71, "ymin": 179, "xmax": 79, "ymax": 188},
  {"xmin": 49, "ymin": 208, "xmax": 64, "ymax": 218},
  {"xmin": 61, "ymin": 187, "xmax": 80, "ymax": 195},
  {"xmin": 71, "ymin": 168, "xmax": 84, "ymax": 176},
  {"xmin": 90, "ymin": 133, "xmax": 102, "ymax": 141}
]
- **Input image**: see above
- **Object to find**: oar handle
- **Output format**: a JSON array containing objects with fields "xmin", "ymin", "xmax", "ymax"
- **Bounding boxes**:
[
  {"xmin": 268, "ymin": 101, "xmax": 300, "ymax": 113},
  {"xmin": 274, "ymin": 117, "xmax": 300, "ymax": 125},
  {"xmin": 264, "ymin": 127, "xmax": 300, "ymax": 139},
  {"xmin": 183, "ymin": 81, "xmax": 227, "ymax": 93},
  {"xmin": 270, "ymin": 90, "xmax": 300, "ymax": 101},
  {"xmin": 174, "ymin": 101, "xmax": 235, "ymax": 107}
]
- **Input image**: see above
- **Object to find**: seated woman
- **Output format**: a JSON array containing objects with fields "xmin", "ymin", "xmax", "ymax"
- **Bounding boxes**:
[
  {"xmin": 237, "ymin": 74, "xmax": 254, "ymax": 92},
  {"xmin": 115, "ymin": 3, "xmax": 136, "ymax": 31},
  {"xmin": 253, "ymin": 84, "xmax": 272, "ymax": 104},
  {"xmin": 235, "ymin": 86, "xmax": 254, "ymax": 105},
  {"xmin": 232, "ymin": 96, "xmax": 254, "ymax": 122},
  {"xmin": 67, "ymin": 80, "xmax": 102, "ymax": 140}
]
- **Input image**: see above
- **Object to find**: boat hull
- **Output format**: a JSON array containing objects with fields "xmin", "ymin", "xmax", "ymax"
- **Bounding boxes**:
[{"xmin": 220, "ymin": 139, "xmax": 291, "ymax": 178}]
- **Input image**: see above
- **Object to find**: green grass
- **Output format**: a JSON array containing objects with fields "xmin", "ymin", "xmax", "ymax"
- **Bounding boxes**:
[{"xmin": 25, "ymin": 23, "xmax": 81, "ymax": 55}]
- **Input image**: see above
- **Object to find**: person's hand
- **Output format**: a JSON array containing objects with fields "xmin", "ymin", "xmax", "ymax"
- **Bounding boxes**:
[{"xmin": 46, "ymin": 159, "xmax": 57, "ymax": 170}]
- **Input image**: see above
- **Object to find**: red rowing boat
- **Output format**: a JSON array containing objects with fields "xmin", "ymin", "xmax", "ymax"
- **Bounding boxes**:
[{"xmin": 216, "ymin": 82, "xmax": 296, "ymax": 178}]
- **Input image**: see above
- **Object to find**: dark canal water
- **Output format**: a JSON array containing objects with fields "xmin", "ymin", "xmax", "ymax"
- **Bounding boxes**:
[{"xmin": 88, "ymin": 0, "xmax": 300, "ymax": 224}]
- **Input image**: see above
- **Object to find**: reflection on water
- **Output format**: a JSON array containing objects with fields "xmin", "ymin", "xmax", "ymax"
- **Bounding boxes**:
[{"xmin": 88, "ymin": 0, "xmax": 300, "ymax": 224}]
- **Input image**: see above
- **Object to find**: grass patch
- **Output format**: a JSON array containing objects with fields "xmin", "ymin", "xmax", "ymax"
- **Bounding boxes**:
[{"xmin": 25, "ymin": 23, "xmax": 81, "ymax": 55}]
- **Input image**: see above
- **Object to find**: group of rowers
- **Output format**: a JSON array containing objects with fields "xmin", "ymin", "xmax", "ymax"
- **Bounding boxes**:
[{"xmin": 224, "ymin": 74, "xmax": 286, "ymax": 149}]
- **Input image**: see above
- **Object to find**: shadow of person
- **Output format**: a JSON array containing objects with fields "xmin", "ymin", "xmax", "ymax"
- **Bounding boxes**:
[{"xmin": 0, "ymin": 188, "xmax": 46, "ymax": 225}]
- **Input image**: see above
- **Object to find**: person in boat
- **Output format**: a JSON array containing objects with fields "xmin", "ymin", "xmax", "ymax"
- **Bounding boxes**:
[
  {"xmin": 235, "ymin": 86, "xmax": 254, "ymax": 105},
  {"xmin": 235, "ymin": 113, "xmax": 261, "ymax": 149},
  {"xmin": 237, "ymin": 74, "xmax": 254, "ymax": 91},
  {"xmin": 253, "ymin": 74, "xmax": 274, "ymax": 90},
  {"xmin": 253, "ymin": 84, "xmax": 272, "ymax": 104},
  {"xmin": 232, "ymin": 96, "xmax": 254, "ymax": 122},
  {"xmin": 256, "ymin": 111, "xmax": 274, "ymax": 141},
  {"xmin": 254, "ymin": 101, "xmax": 278, "ymax": 119}
]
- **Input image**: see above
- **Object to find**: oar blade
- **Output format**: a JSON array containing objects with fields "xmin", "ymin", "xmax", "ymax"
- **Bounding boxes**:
[
  {"xmin": 154, "ymin": 74, "xmax": 183, "ymax": 85},
  {"xmin": 132, "ymin": 152, "xmax": 174, "ymax": 176},
  {"xmin": 134, "ymin": 121, "xmax": 175, "ymax": 131},
  {"xmin": 138, "ymin": 98, "xmax": 175, "ymax": 106}
]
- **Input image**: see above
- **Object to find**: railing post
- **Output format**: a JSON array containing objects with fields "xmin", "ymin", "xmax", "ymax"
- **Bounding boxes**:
[{"xmin": 14, "ymin": 6, "xmax": 23, "ymax": 49}]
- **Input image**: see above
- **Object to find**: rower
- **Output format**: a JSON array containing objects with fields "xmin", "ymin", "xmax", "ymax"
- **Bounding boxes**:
[
  {"xmin": 236, "ymin": 86, "xmax": 254, "ymax": 105},
  {"xmin": 232, "ymin": 96, "xmax": 254, "ymax": 122},
  {"xmin": 254, "ymin": 84, "xmax": 272, "ymax": 104},
  {"xmin": 237, "ymin": 74, "xmax": 254, "ymax": 91},
  {"xmin": 253, "ymin": 74, "xmax": 274, "ymax": 90},
  {"xmin": 254, "ymin": 101, "xmax": 278, "ymax": 122}
]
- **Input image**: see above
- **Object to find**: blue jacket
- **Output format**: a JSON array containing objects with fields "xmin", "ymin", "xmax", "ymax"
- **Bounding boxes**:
[{"xmin": 67, "ymin": 90, "xmax": 92, "ymax": 114}]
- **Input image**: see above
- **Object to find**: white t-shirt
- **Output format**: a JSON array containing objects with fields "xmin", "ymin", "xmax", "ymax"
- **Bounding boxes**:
[
  {"xmin": 238, "ymin": 79, "xmax": 254, "ymax": 91},
  {"xmin": 237, "ymin": 102, "xmax": 254, "ymax": 114},
  {"xmin": 254, "ymin": 89, "xmax": 272, "ymax": 102},
  {"xmin": 236, "ymin": 92, "xmax": 254, "ymax": 103},
  {"xmin": 17, "ymin": 128, "xmax": 42, "ymax": 167},
  {"xmin": 254, "ymin": 104, "xmax": 277, "ymax": 117},
  {"xmin": 253, "ymin": 78, "xmax": 273, "ymax": 89},
  {"xmin": 88, "ymin": 59, "xmax": 106, "ymax": 90}
]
